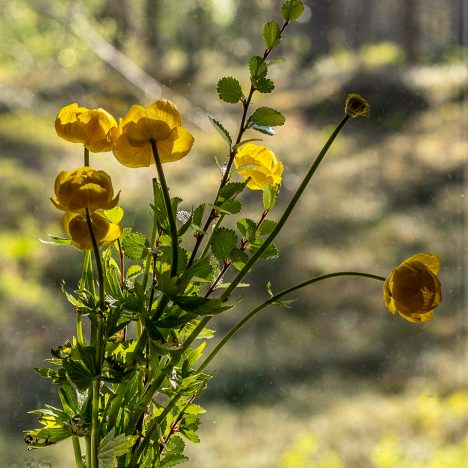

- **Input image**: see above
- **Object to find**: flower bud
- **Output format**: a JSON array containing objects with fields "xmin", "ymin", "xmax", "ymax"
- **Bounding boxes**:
[
  {"xmin": 62, "ymin": 211, "xmax": 122, "ymax": 251},
  {"xmin": 384, "ymin": 253, "xmax": 442, "ymax": 323},
  {"xmin": 55, "ymin": 103, "xmax": 117, "ymax": 152},
  {"xmin": 51, "ymin": 167, "xmax": 119, "ymax": 212},
  {"xmin": 345, "ymin": 93, "xmax": 370, "ymax": 118}
]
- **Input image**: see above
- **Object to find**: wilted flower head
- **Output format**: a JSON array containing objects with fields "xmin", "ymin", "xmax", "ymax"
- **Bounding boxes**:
[
  {"xmin": 112, "ymin": 99, "xmax": 194, "ymax": 168},
  {"xmin": 51, "ymin": 167, "xmax": 119, "ymax": 213},
  {"xmin": 55, "ymin": 103, "xmax": 118, "ymax": 152},
  {"xmin": 234, "ymin": 144, "xmax": 283, "ymax": 190},
  {"xmin": 62, "ymin": 211, "xmax": 121, "ymax": 251},
  {"xmin": 345, "ymin": 93, "xmax": 370, "ymax": 118},
  {"xmin": 384, "ymin": 253, "xmax": 442, "ymax": 323}
]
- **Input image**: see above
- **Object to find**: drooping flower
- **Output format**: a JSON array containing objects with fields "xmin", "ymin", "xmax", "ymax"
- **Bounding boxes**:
[
  {"xmin": 345, "ymin": 93, "xmax": 370, "ymax": 118},
  {"xmin": 384, "ymin": 253, "xmax": 442, "ymax": 323},
  {"xmin": 234, "ymin": 144, "xmax": 283, "ymax": 191},
  {"xmin": 112, "ymin": 99, "xmax": 194, "ymax": 168},
  {"xmin": 62, "ymin": 211, "xmax": 122, "ymax": 251},
  {"xmin": 55, "ymin": 103, "xmax": 118, "ymax": 152},
  {"xmin": 51, "ymin": 167, "xmax": 119, "ymax": 212}
]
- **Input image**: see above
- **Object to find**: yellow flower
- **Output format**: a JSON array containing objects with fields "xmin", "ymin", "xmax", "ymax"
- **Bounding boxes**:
[
  {"xmin": 51, "ymin": 167, "xmax": 119, "ymax": 212},
  {"xmin": 62, "ymin": 211, "xmax": 122, "ymax": 251},
  {"xmin": 384, "ymin": 253, "xmax": 442, "ymax": 323},
  {"xmin": 234, "ymin": 144, "xmax": 283, "ymax": 190},
  {"xmin": 112, "ymin": 99, "xmax": 194, "ymax": 168},
  {"xmin": 55, "ymin": 103, "xmax": 118, "ymax": 152},
  {"xmin": 345, "ymin": 93, "xmax": 370, "ymax": 118}
]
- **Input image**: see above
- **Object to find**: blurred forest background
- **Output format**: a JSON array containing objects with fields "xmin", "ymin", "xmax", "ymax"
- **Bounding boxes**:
[{"xmin": 0, "ymin": 0, "xmax": 466, "ymax": 466}]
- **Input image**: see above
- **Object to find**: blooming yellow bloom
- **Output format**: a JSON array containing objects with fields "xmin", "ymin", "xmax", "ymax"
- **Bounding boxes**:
[
  {"xmin": 234, "ymin": 144, "xmax": 283, "ymax": 190},
  {"xmin": 51, "ymin": 167, "xmax": 119, "ymax": 212},
  {"xmin": 55, "ymin": 103, "xmax": 118, "ymax": 152},
  {"xmin": 112, "ymin": 99, "xmax": 194, "ymax": 168},
  {"xmin": 384, "ymin": 253, "xmax": 442, "ymax": 323},
  {"xmin": 62, "ymin": 211, "xmax": 122, "ymax": 251}
]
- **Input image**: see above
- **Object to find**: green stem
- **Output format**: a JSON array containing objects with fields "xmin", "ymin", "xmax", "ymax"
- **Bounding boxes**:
[
  {"xmin": 221, "ymin": 114, "xmax": 351, "ymax": 301},
  {"xmin": 72, "ymin": 436, "xmax": 84, "ymax": 468},
  {"xmin": 199, "ymin": 272, "xmax": 385, "ymax": 373},
  {"xmin": 85, "ymin": 436, "xmax": 92, "ymax": 468},
  {"xmin": 150, "ymin": 139, "xmax": 178, "ymax": 277},
  {"xmin": 76, "ymin": 312, "xmax": 85, "ymax": 346},
  {"xmin": 85, "ymin": 208, "xmax": 106, "ymax": 468},
  {"xmin": 84, "ymin": 147, "xmax": 90, "ymax": 166}
]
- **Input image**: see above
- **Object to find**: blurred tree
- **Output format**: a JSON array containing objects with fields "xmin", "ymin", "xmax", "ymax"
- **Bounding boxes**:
[
  {"xmin": 401, "ymin": 0, "xmax": 419, "ymax": 63},
  {"xmin": 144, "ymin": 0, "xmax": 163, "ymax": 76},
  {"xmin": 98, "ymin": 0, "xmax": 132, "ymax": 49}
]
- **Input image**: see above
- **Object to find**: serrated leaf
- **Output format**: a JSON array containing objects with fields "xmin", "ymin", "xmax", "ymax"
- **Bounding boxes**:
[
  {"xmin": 250, "ymin": 241, "xmax": 279, "ymax": 260},
  {"xmin": 62, "ymin": 360, "xmax": 94, "ymax": 391},
  {"xmin": 251, "ymin": 124, "xmax": 276, "ymax": 136},
  {"xmin": 217, "ymin": 77, "xmax": 243, "ymax": 104},
  {"xmin": 249, "ymin": 107, "xmax": 285, "ymax": 127},
  {"xmin": 249, "ymin": 56, "xmax": 268, "ymax": 81},
  {"xmin": 173, "ymin": 296, "xmax": 234, "ymax": 316},
  {"xmin": 217, "ymin": 199, "xmax": 241, "ymax": 215},
  {"xmin": 255, "ymin": 78, "xmax": 275, "ymax": 93},
  {"xmin": 230, "ymin": 248, "xmax": 250, "ymax": 271},
  {"xmin": 211, "ymin": 227, "xmax": 238, "ymax": 260},
  {"xmin": 218, "ymin": 182, "xmax": 246, "ymax": 203},
  {"xmin": 192, "ymin": 203, "xmax": 206, "ymax": 228},
  {"xmin": 160, "ymin": 435, "xmax": 189, "ymax": 467},
  {"xmin": 281, "ymin": 0, "xmax": 304, "ymax": 21},
  {"xmin": 236, "ymin": 218, "xmax": 258, "ymax": 242},
  {"xmin": 104, "ymin": 206, "xmax": 124, "ymax": 224},
  {"xmin": 121, "ymin": 231, "xmax": 149, "ymax": 261},
  {"xmin": 208, "ymin": 115, "xmax": 232, "ymax": 145},
  {"xmin": 262, "ymin": 183, "xmax": 279, "ymax": 210},
  {"xmin": 126, "ymin": 264, "xmax": 142, "ymax": 278},
  {"xmin": 263, "ymin": 20, "xmax": 281, "ymax": 49},
  {"xmin": 259, "ymin": 219, "xmax": 278, "ymax": 235},
  {"xmin": 98, "ymin": 428, "xmax": 138, "ymax": 467},
  {"xmin": 267, "ymin": 57, "xmax": 287, "ymax": 66}
]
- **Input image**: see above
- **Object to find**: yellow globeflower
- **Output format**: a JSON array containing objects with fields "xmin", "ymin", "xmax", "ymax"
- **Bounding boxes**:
[
  {"xmin": 234, "ymin": 144, "xmax": 283, "ymax": 190},
  {"xmin": 62, "ymin": 211, "xmax": 122, "ymax": 251},
  {"xmin": 384, "ymin": 253, "xmax": 442, "ymax": 323},
  {"xmin": 51, "ymin": 167, "xmax": 119, "ymax": 212},
  {"xmin": 55, "ymin": 103, "xmax": 118, "ymax": 152},
  {"xmin": 112, "ymin": 99, "xmax": 194, "ymax": 168}
]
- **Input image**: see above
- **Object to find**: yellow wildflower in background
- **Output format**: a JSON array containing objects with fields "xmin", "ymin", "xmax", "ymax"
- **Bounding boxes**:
[
  {"xmin": 55, "ymin": 103, "xmax": 117, "ymax": 152},
  {"xmin": 62, "ymin": 211, "xmax": 122, "ymax": 251},
  {"xmin": 51, "ymin": 167, "xmax": 119, "ymax": 213},
  {"xmin": 384, "ymin": 253, "xmax": 442, "ymax": 323},
  {"xmin": 112, "ymin": 99, "xmax": 194, "ymax": 167},
  {"xmin": 234, "ymin": 143, "xmax": 283, "ymax": 190}
]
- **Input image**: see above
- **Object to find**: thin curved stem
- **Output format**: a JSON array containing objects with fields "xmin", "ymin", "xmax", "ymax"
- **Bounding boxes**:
[
  {"xmin": 72, "ymin": 436, "xmax": 84, "ymax": 468},
  {"xmin": 221, "ymin": 114, "xmax": 351, "ymax": 301},
  {"xmin": 150, "ymin": 139, "xmax": 178, "ymax": 277},
  {"xmin": 199, "ymin": 272, "xmax": 385, "ymax": 373}
]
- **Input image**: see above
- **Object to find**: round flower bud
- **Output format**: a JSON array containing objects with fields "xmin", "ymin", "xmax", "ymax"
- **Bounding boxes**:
[
  {"xmin": 384, "ymin": 253, "xmax": 442, "ymax": 323},
  {"xmin": 345, "ymin": 93, "xmax": 370, "ymax": 118},
  {"xmin": 51, "ymin": 167, "xmax": 119, "ymax": 213}
]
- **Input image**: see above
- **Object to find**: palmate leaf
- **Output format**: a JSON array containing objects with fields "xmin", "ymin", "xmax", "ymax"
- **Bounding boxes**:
[
  {"xmin": 160, "ymin": 435, "xmax": 189, "ymax": 467},
  {"xmin": 98, "ymin": 428, "xmax": 138, "ymax": 468},
  {"xmin": 217, "ymin": 77, "xmax": 243, "ymax": 104},
  {"xmin": 172, "ymin": 296, "xmax": 234, "ymax": 316},
  {"xmin": 249, "ymin": 107, "xmax": 285, "ymax": 127}
]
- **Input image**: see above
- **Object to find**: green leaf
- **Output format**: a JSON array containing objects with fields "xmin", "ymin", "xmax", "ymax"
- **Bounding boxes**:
[
  {"xmin": 281, "ymin": 0, "xmax": 304, "ymax": 21},
  {"xmin": 230, "ymin": 248, "xmax": 250, "ymax": 271},
  {"xmin": 232, "ymin": 138, "xmax": 263, "ymax": 151},
  {"xmin": 236, "ymin": 218, "xmax": 258, "ymax": 242},
  {"xmin": 250, "ymin": 241, "xmax": 279, "ymax": 260},
  {"xmin": 121, "ymin": 231, "xmax": 149, "ymax": 261},
  {"xmin": 259, "ymin": 219, "xmax": 278, "ymax": 235},
  {"xmin": 62, "ymin": 360, "xmax": 94, "ymax": 391},
  {"xmin": 211, "ymin": 227, "xmax": 238, "ymax": 260},
  {"xmin": 160, "ymin": 435, "xmax": 189, "ymax": 467},
  {"xmin": 37, "ymin": 235, "xmax": 72, "ymax": 246},
  {"xmin": 249, "ymin": 56, "xmax": 268, "ymax": 81},
  {"xmin": 173, "ymin": 296, "xmax": 234, "ymax": 316},
  {"xmin": 192, "ymin": 203, "xmax": 206, "ymax": 228},
  {"xmin": 179, "ymin": 256, "xmax": 215, "ymax": 286},
  {"xmin": 267, "ymin": 57, "xmax": 287, "ymax": 66},
  {"xmin": 98, "ymin": 428, "xmax": 138, "ymax": 468},
  {"xmin": 251, "ymin": 124, "xmax": 276, "ymax": 136},
  {"xmin": 217, "ymin": 199, "xmax": 241, "ymax": 215},
  {"xmin": 104, "ymin": 206, "xmax": 124, "ymax": 224},
  {"xmin": 126, "ymin": 264, "xmax": 143, "ymax": 278},
  {"xmin": 249, "ymin": 107, "xmax": 285, "ymax": 127},
  {"xmin": 218, "ymin": 182, "xmax": 246, "ymax": 203},
  {"xmin": 217, "ymin": 76, "xmax": 243, "ymax": 104},
  {"xmin": 263, "ymin": 20, "xmax": 281, "ymax": 49},
  {"xmin": 262, "ymin": 184, "xmax": 279, "ymax": 210},
  {"xmin": 208, "ymin": 115, "xmax": 232, "ymax": 145},
  {"xmin": 255, "ymin": 77, "xmax": 275, "ymax": 93}
]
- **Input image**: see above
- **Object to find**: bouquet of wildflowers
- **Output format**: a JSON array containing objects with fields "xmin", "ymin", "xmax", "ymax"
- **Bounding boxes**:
[{"xmin": 25, "ymin": 2, "xmax": 442, "ymax": 466}]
